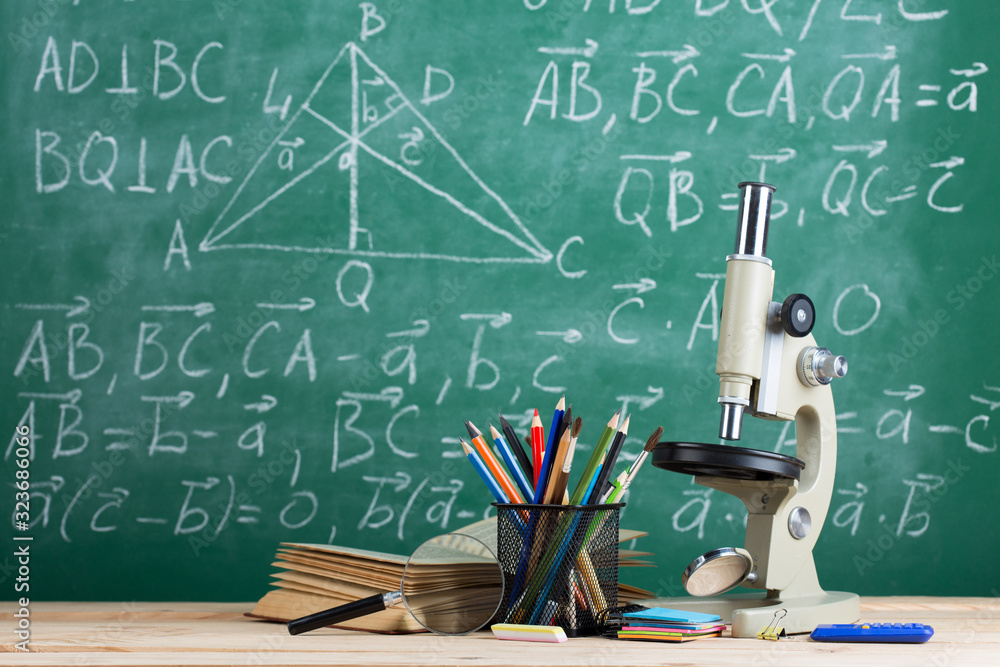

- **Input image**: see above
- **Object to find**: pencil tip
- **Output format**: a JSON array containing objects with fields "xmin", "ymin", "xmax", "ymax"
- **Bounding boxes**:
[
  {"xmin": 533, "ymin": 408, "xmax": 539, "ymax": 416},
  {"xmin": 556, "ymin": 395, "xmax": 565, "ymax": 410},
  {"xmin": 464, "ymin": 421, "xmax": 479, "ymax": 439},
  {"xmin": 460, "ymin": 439, "xmax": 472, "ymax": 454}
]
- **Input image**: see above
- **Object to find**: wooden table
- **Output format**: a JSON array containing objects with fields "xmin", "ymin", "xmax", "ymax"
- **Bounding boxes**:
[{"xmin": 2, "ymin": 598, "xmax": 998, "ymax": 666}]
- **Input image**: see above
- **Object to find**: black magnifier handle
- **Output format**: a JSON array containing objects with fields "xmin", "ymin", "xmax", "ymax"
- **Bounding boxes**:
[{"xmin": 288, "ymin": 592, "xmax": 398, "ymax": 635}]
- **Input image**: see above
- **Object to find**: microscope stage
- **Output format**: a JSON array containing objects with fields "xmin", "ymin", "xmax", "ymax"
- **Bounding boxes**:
[{"xmin": 651, "ymin": 442, "xmax": 804, "ymax": 481}]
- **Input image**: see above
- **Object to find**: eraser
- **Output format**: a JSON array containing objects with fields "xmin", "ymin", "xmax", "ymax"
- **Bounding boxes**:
[{"xmin": 491, "ymin": 623, "xmax": 568, "ymax": 643}]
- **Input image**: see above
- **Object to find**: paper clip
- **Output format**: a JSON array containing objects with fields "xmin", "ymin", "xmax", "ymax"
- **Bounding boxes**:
[{"xmin": 757, "ymin": 608, "xmax": 787, "ymax": 641}]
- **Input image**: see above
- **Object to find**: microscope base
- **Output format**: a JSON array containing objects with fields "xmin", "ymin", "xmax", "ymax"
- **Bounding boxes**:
[{"xmin": 642, "ymin": 590, "xmax": 860, "ymax": 637}]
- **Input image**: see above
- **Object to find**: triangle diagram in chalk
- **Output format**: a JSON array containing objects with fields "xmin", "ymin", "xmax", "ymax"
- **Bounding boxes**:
[{"xmin": 199, "ymin": 42, "xmax": 550, "ymax": 264}]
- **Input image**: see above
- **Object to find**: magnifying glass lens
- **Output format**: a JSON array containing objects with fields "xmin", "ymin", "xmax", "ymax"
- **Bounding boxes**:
[{"xmin": 402, "ymin": 534, "xmax": 504, "ymax": 635}]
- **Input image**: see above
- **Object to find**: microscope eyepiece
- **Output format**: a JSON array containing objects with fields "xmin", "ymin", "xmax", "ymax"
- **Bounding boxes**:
[{"xmin": 734, "ymin": 182, "xmax": 776, "ymax": 257}]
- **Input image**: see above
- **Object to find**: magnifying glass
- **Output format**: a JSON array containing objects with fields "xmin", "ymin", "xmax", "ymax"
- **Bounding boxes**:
[
  {"xmin": 287, "ymin": 533, "xmax": 504, "ymax": 636},
  {"xmin": 682, "ymin": 547, "xmax": 756, "ymax": 596}
]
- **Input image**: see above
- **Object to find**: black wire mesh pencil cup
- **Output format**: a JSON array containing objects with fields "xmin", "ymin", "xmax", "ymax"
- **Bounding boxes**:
[{"xmin": 494, "ymin": 502, "xmax": 622, "ymax": 637}]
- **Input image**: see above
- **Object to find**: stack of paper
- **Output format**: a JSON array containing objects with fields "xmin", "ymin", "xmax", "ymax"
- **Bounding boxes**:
[{"xmin": 606, "ymin": 606, "xmax": 725, "ymax": 642}]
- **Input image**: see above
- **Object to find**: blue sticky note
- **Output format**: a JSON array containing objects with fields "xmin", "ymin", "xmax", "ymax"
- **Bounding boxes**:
[{"xmin": 623, "ymin": 607, "xmax": 722, "ymax": 624}]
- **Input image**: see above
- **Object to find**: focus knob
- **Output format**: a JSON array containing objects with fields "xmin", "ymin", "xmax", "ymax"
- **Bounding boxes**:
[
  {"xmin": 781, "ymin": 294, "xmax": 815, "ymax": 338},
  {"xmin": 798, "ymin": 347, "xmax": 848, "ymax": 387}
]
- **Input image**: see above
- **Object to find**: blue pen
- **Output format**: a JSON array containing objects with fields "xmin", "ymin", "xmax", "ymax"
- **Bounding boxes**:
[
  {"xmin": 490, "ymin": 424, "xmax": 534, "ymax": 501},
  {"xmin": 532, "ymin": 396, "xmax": 565, "ymax": 503},
  {"xmin": 462, "ymin": 439, "xmax": 508, "ymax": 504}
]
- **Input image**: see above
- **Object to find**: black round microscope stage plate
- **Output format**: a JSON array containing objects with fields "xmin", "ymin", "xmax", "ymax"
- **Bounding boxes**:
[{"xmin": 651, "ymin": 441, "xmax": 804, "ymax": 481}]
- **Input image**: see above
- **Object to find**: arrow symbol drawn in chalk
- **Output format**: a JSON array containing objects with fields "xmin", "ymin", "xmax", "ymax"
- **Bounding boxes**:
[
  {"xmin": 538, "ymin": 38, "xmax": 598, "ymax": 58},
  {"xmin": 613, "ymin": 278, "xmax": 657, "ymax": 294},
  {"xmin": 635, "ymin": 44, "xmax": 700, "ymax": 64},
  {"xmin": 883, "ymin": 385, "xmax": 926, "ymax": 401},
  {"xmin": 342, "ymin": 386, "xmax": 404, "ymax": 409},
  {"xmin": 950, "ymin": 62, "xmax": 988, "ymax": 77},
  {"xmin": 141, "ymin": 391, "xmax": 195, "ymax": 408},
  {"xmin": 619, "ymin": 151, "xmax": 692, "ymax": 163},
  {"xmin": 244, "ymin": 395, "xmax": 278, "ymax": 413},
  {"xmin": 15, "ymin": 295, "xmax": 91, "ymax": 318},
  {"xmin": 18, "ymin": 389, "xmax": 83, "ymax": 404},
  {"xmin": 616, "ymin": 386, "xmax": 665, "ymax": 413},
  {"xmin": 536, "ymin": 329, "xmax": 583, "ymax": 344},
  {"xmin": 929, "ymin": 157, "xmax": 965, "ymax": 170},
  {"xmin": 749, "ymin": 148, "xmax": 797, "ymax": 163},
  {"xmin": 842, "ymin": 45, "xmax": 897, "ymax": 60},
  {"xmin": 743, "ymin": 47, "xmax": 796, "ymax": 62},
  {"xmin": 460, "ymin": 312, "xmax": 512, "ymax": 328},
  {"xmin": 141, "ymin": 302, "xmax": 215, "ymax": 317},
  {"xmin": 255, "ymin": 297, "xmax": 315, "ymax": 312},
  {"xmin": 833, "ymin": 140, "xmax": 887, "ymax": 159},
  {"xmin": 386, "ymin": 319, "xmax": 430, "ymax": 338}
]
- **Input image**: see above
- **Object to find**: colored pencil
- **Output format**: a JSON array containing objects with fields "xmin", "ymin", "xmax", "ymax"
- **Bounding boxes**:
[
  {"xmin": 542, "ymin": 397, "xmax": 565, "ymax": 485},
  {"xmin": 557, "ymin": 405, "xmax": 572, "ymax": 457},
  {"xmin": 466, "ymin": 421, "xmax": 524, "ymax": 503},
  {"xmin": 532, "ymin": 398, "xmax": 565, "ymax": 503},
  {"xmin": 490, "ymin": 423, "xmax": 534, "ymax": 501},
  {"xmin": 542, "ymin": 417, "xmax": 579, "ymax": 504},
  {"xmin": 604, "ymin": 426, "xmax": 662, "ymax": 503},
  {"xmin": 530, "ymin": 409, "xmax": 544, "ymax": 487},
  {"xmin": 461, "ymin": 439, "xmax": 507, "ymax": 504},
  {"xmin": 581, "ymin": 448, "xmax": 607, "ymax": 504},
  {"xmin": 586, "ymin": 414, "xmax": 630, "ymax": 504},
  {"xmin": 499, "ymin": 412, "xmax": 533, "ymax": 488},
  {"xmin": 542, "ymin": 420, "xmax": 572, "ymax": 505},
  {"xmin": 569, "ymin": 411, "xmax": 619, "ymax": 505}
]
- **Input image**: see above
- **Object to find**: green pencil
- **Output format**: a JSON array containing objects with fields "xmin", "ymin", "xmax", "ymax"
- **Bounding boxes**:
[{"xmin": 568, "ymin": 410, "xmax": 619, "ymax": 505}]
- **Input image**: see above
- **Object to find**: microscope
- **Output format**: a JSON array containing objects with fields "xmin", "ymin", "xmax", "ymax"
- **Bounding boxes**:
[{"xmin": 648, "ymin": 182, "xmax": 860, "ymax": 637}]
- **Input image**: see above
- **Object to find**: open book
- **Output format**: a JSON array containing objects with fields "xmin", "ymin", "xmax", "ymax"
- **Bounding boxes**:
[{"xmin": 249, "ymin": 517, "xmax": 654, "ymax": 633}]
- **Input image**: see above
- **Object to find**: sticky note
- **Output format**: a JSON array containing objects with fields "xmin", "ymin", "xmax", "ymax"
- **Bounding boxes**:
[
  {"xmin": 491, "ymin": 623, "xmax": 568, "ymax": 643},
  {"xmin": 622, "ymin": 606, "xmax": 722, "ymax": 624}
]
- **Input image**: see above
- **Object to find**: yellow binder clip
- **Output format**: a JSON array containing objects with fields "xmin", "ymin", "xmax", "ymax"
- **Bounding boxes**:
[{"xmin": 757, "ymin": 609, "xmax": 787, "ymax": 641}]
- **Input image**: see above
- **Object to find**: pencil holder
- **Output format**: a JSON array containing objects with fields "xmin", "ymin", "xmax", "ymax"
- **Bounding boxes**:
[{"xmin": 494, "ymin": 503, "xmax": 622, "ymax": 637}]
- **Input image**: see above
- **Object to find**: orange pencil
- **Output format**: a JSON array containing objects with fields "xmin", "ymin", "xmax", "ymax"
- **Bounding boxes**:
[{"xmin": 465, "ymin": 421, "xmax": 524, "ymax": 503}]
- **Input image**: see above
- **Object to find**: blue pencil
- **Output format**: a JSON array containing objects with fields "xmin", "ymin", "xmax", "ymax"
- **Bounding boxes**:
[
  {"xmin": 462, "ymin": 439, "xmax": 508, "ymax": 504},
  {"xmin": 490, "ymin": 424, "xmax": 534, "ymax": 501},
  {"xmin": 580, "ymin": 449, "xmax": 607, "ymax": 505}
]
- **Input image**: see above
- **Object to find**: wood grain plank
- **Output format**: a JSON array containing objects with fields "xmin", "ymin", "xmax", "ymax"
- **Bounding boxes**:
[{"xmin": 2, "ymin": 598, "xmax": 997, "ymax": 666}]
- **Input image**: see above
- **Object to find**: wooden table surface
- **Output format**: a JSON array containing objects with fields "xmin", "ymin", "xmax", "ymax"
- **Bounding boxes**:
[{"xmin": 2, "ymin": 598, "xmax": 998, "ymax": 666}]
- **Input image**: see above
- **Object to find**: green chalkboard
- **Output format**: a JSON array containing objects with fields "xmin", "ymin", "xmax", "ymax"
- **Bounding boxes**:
[{"xmin": 2, "ymin": 0, "xmax": 999, "ymax": 603}]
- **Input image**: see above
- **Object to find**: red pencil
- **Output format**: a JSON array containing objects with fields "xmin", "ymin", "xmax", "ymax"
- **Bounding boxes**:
[{"xmin": 530, "ymin": 409, "xmax": 544, "ymax": 488}]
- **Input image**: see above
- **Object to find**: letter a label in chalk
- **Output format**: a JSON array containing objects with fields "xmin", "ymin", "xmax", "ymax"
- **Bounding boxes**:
[{"xmin": 199, "ymin": 42, "xmax": 551, "ymax": 265}]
